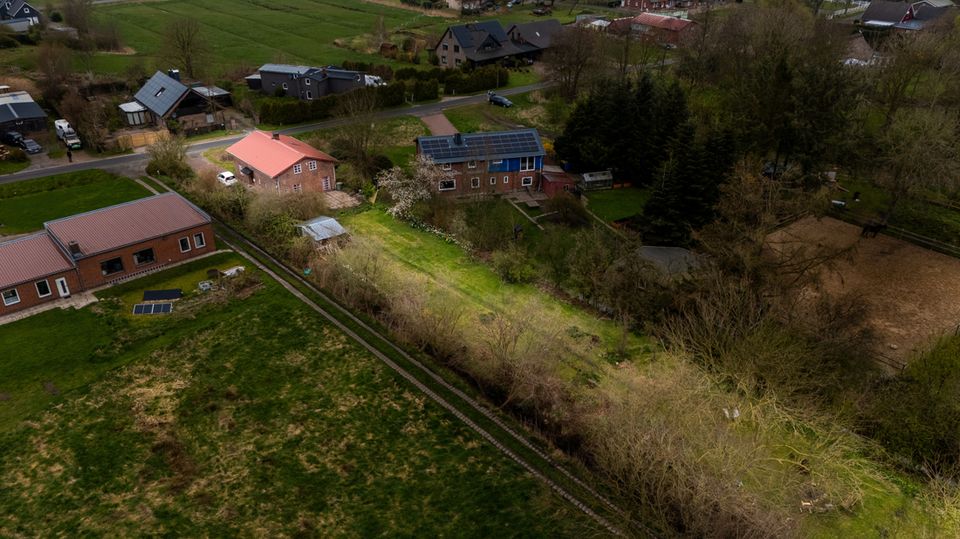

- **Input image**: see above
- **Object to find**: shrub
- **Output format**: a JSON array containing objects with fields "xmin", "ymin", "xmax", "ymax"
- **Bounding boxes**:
[
  {"xmin": 3, "ymin": 147, "xmax": 27, "ymax": 163},
  {"xmin": 412, "ymin": 78, "xmax": 439, "ymax": 101},
  {"xmin": 543, "ymin": 192, "xmax": 591, "ymax": 227},
  {"xmin": 491, "ymin": 246, "xmax": 537, "ymax": 283}
]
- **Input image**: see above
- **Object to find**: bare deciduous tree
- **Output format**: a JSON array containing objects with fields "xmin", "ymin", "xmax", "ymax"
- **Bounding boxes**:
[
  {"xmin": 162, "ymin": 18, "xmax": 208, "ymax": 79},
  {"xmin": 332, "ymin": 90, "xmax": 383, "ymax": 179},
  {"xmin": 543, "ymin": 26, "xmax": 600, "ymax": 99}
]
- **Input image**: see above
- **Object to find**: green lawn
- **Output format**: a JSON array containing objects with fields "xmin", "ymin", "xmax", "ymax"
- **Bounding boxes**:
[
  {"xmin": 0, "ymin": 251, "xmax": 600, "ymax": 536},
  {"xmin": 0, "ymin": 170, "xmax": 152, "ymax": 235},
  {"xmin": 339, "ymin": 208, "xmax": 653, "ymax": 376},
  {"xmin": 444, "ymin": 91, "xmax": 569, "ymax": 136},
  {"xmin": 584, "ymin": 187, "xmax": 652, "ymax": 222},
  {"xmin": 0, "ymin": 160, "xmax": 29, "ymax": 175}
]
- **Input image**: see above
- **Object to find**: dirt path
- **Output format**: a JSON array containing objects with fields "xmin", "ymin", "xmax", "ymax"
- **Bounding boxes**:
[
  {"xmin": 769, "ymin": 216, "xmax": 960, "ymax": 361},
  {"xmin": 420, "ymin": 113, "xmax": 459, "ymax": 135}
]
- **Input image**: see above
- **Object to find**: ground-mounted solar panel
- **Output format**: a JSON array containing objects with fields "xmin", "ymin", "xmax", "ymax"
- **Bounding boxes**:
[
  {"xmin": 132, "ymin": 303, "xmax": 174, "ymax": 315},
  {"xmin": 133, "ymin": 304, "xmax": 145, "ymax": 315},
  {"xmin": 158, "ymin": 303, "xmax": 172, "ymax": 314}
]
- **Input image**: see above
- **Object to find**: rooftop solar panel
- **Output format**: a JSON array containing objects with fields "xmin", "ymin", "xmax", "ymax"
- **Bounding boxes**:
[{"xmin": 417, "ymin": 129, "xmax": 545, "ymax": 165}]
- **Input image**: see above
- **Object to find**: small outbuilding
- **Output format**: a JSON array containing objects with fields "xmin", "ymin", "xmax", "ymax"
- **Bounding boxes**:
[
  {"xmin": 297, "ymin": 216, "xmax": 348, "ymax": 245},
  {"xmin": 581, "ymin": 170, "xmax": 614, "ymax": 191},
  {"xmin": 541, "ymin": 169, "xmax": 578, "ymax": 197},
  {"xmin": 0, "ymin": 90, "xmax": 47, "ymax": 133}
]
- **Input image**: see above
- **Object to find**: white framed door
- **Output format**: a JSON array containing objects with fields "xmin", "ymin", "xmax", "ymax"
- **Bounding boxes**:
[
  {"xmin": 322, "ymin": 176, "xmax": 332, "ymax": 191},
  {"xmin": 55, "ymin": 278, "xmax": 70, "ymax": 297}
]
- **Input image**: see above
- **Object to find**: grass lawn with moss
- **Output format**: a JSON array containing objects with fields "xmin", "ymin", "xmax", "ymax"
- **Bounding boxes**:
[
  {"xmin": 0, "ymin": 170, "xmax": 152, "ymax": 235},
  {"xmin": 444, "ymin": 91, "xmax": 568, "ymax": 136},
  {"xmin": 584, "ymin": 187, "xmax": 652, "ymax": 223},
  {"xmin": 0, "ymin": 251, "xmax": 602, "ymax": 537},
  {"xmin": 0, "ymin": 160, "xmax": 29, "ymax": 175}
]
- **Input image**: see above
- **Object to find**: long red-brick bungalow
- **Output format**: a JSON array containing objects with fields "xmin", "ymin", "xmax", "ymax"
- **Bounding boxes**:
[{"xmin": 0, "ymin": 192, "xmax": 215, "ymax": 317}]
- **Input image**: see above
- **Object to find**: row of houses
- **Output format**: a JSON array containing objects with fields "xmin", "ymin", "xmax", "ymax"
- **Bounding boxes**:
[
  {"xmin": 434, "ymin": 19, "xmax": 562, "ymax": 68},
  {"xmin": 0, "ymin": 193, "xmax": 215, "ymax": 316}
]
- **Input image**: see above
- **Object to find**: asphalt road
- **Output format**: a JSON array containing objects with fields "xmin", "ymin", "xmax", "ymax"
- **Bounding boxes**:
[{"xmin": 0, "ymin": 82, "xmax": 550, "ymax": 185}]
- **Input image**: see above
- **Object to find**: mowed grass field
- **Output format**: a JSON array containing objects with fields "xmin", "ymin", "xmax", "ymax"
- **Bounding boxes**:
[
  {"xmin": 584, "ymin": 187, "xmax": 651, "ymax": 223},
  {"xmin": 0, "ymin": 251, "xmax": 602, "ymax": 536},
  {"xmin": 0, "ymin": 170, "xmax": 152, "ymax": 235},
  {"xmin": 76, "ymin": 0, "xmax": 571, "ymax": 77}
]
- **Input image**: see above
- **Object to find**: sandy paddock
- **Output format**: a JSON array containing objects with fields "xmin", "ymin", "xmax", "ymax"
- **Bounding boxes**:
[{"xmin": 768, "ymin": 216, "xmax": 960, "ymax": 362}]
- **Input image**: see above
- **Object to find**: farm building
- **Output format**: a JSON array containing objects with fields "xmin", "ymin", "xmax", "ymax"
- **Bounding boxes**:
[
  {"xmin": 226, "ymin": 130, "xmax": 338, "ymax": 194},
  {"xmin": 416, "ymin": 129, "xmax": 546, "ymax": 196},
  {"xmin": 434, "ymin": 19, "xmax": 562, "ymax": 68},
  {"xmin": 608, "ymin": 13, "xmax": 697, "ymax": 45},
  {"xmin": 246, "ymin": 64, "xmax": 365, "ymax": 101},
  {"xmin": 0, "ymin": 90, "xmax": 47, "ymax": 134},
  {"xmin": 0, "ymin": 193, "xmax": 215, "ymax": 317},
  {"xmin": 122, "ymin": 70, "xmax": 232, "ymax": 133}
]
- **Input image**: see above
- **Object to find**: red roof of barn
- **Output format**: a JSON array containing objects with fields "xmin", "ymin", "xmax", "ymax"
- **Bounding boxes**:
[
  {"xmin": 0, "ymin": 232, "xmax": 74, "ymax": 289},
  {"xmin": 611, "ymin": 13, "xmax": 696, "ymax": 33},
  {"xmin": 226, "ymin": 130, "xmax": 336, "ymax": 178},
  {"xmin": 45, "ymin": 193, "xmax": 211, "ymax": 258}
]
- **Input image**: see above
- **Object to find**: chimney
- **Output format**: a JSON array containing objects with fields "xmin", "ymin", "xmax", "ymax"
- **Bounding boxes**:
[
  {"xmin": 67, "ymin": 241, "xmax": 82, "ymax": 259},
  {"xmin": 272, "ymin": 132, "xmax": 280, "ymax": 140},
  {"xmin": 453, "ymin": 133, "xmax": 463, "ymax": 146},
  {"xmin": 168, "ymin": 69, "xmax": 181, "ymax": 81}
]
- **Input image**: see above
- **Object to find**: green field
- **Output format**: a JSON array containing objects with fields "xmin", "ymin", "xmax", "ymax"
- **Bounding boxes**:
[
  {"xmin": 0, "ymin": 170, "xmax": 151, "ymax": 235},
  {"xmin": 584, "ymin": 187, "xmax": 651, "ymax": 223},
  {"xmin": 0, "ymin": 251, "xmax": 600, "ymax": 536},
  {"xmin": 0, "ymin": 160, "xmax": 29, "ymax": 175}
]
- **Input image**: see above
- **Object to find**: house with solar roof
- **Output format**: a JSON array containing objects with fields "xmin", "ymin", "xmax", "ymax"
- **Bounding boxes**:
[
  {"xmin": 416, "ymin": 128, "xmax": 546, "ymax": 196},
  {"xmin": 0, "ymin": 193, "xmax": 215, "ymax": 317},
  {"xmin": 120, "ymin": 70, "xmax": 232, "ymax": 133},
  {"xmin": 245, "ymin": 64, "xmax": 365, "ymax": 101}
]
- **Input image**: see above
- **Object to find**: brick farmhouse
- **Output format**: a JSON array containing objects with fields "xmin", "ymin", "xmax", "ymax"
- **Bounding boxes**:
[
  {"xmin": 0, "ymin": 193, "xmax": 215, "ymax": 317},
  {"xmin": 416, "ymin": 129, "xmax": 545, "ymax": 196},
  {"xmin": 227, "ymin": 130, "xmax": 338, "ymax": 194}
]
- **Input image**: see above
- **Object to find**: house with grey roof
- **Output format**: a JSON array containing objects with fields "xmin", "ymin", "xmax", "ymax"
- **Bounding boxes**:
[
  {"xmin": 0, "ymin": 0, "xmax": 41, "ymax": 32},
  {"xmin": 416, "ymin": 129, "xmax": 546, "ymax": 196},
  {"xmin": 434, "ymin": 19, "xmax": 562, "ymax": 69},
  {"xmin": 859, "ymin": 0, "xmax": 954, "ymax": 31},
  {"xmin": 121, "ymin": 70, "xmax": 231, "ymax": 134},
  {"xmin": 245, "ymin": 64, "xmax": 365, "ymax": 101},
  {"xmin": 0, "ymin": 90, "xmax": 47, "ymax": 133}
]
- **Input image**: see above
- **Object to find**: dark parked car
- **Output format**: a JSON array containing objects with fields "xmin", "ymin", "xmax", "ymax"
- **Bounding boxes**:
[
  {"xmin": 2, "ymin": 131, "xmax": 23, "ymax": 146},
  {"xmin": 19, "ymin": 139, "xmax": 42, "ymax": 154},
  {"xmin": 488, "ymin": 92, "xmax": 513, "ymax": 108}
]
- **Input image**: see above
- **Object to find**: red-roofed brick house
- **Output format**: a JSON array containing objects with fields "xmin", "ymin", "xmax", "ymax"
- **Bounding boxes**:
[
  {"xmin": 0, "ymin": 193, "xmax": 215, "ymax": 317},
  {"xmin": 609, "ymin": 13, "xmax": 697, "ymax": 45},
  {"xmin": 226, "ymin": 131, "xmax": 338, "ymax": 194}
]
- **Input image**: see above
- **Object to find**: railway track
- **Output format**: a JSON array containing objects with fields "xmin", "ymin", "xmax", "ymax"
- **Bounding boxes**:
[{"xmin": 211, "ymin": 221, "xmax": 646, "ymax": 536}]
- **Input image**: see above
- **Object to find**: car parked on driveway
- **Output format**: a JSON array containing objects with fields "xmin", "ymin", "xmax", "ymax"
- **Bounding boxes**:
[
  {"xmin": 217, "ymin": 171, "xmax": 238, "ymax": 186},
  {"xmin": 1, "ymin": 131, "xmax": 23, "ymax": 146},
  {"xmin": 19, "ymin": 139, "xmax": 42, "ymax": 154},
  {"xmin": 488, "ymin": 92, "xmax": 513, "ymax": 108}
]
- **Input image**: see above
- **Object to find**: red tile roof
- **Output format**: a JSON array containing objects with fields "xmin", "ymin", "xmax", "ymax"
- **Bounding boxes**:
[
  {"xmin": 45, "ymin": 193, "xmax": 210, "ymax": 258},
  {"xmin": 0, "ymin": 232, "xmax": 74, "ymax": 289},
  {"xmin": 226, "ymin": 130, "xmax": 336, "ymax": 178}
]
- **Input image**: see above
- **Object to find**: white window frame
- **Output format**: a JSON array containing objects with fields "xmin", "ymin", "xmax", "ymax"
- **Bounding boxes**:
[
  {"xmin": 441, "ymin": 163, "xmax": 452, "ymax": 171},
  {"xmin": 520, "ymin": 156, "xmax": 535, "ymax": 172},
  {"xmin": 293, "ymin": 183, "xmax": 302, "ymax": 192},
  {"xmin": 521, "ymin": 176, "xmax": 533, "ymax": 187},
  {"xmin": 193, "ymin": 233, "xmax": 206, "ymax": 249},
  {"xmin": 443, "ymin": 43, "xmax": 449, "ymax": 50},
  {"xmin": 471, "ymin": 177, "xmax": 480, "ymax": 188},
  {"xmin": 439, "ymin": 179, "xmax": 456, "ymax": 191},
  {"xmin": 308, "ymin": 160, "xmax": 317, "ymax": 171},
  {"xmin": 2, "ymin": 288, "xmax": 19, "ymax": 306},
  {"xmin": 306, "ymin": 91, "xmax": 313, "ymax": 100},
  {"xmin": 441, "ymin": 55, "xmax": 447, "ymax": 65},
  {"xmin": 490, "ymin": 177, "xmax": 496, "ymax": 185},
  {"xmin": 305, "ymin": 78, "xmax": 311, "ymax": 85},
  {"xmin": 35, "ymin": 280, "xmax": 51, "ymax": 298},
  {"xmin": 132, "ymin": 247, "xmax": 156, "ymax": 266},
  {"xmin": 282, "ymin": 82, "xmax": 288, "ymax": 90},
  {"xmin": 503, "ymin": 176, "xmax": 509, "ymax": 184},
  {"xmin": 467, "ymin": 160, "xmax": 477, "ymax": 169},
  {"xmin": 293, "ymin": 163, "xmax": 303, "ymax": 174},
  {"xmin": 179, "ymin": 237, "xmax": 191, "ymax": 253}
]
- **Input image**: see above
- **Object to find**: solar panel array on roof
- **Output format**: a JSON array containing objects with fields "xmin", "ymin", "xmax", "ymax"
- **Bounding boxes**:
[
  {"xmin": 132, "ymin": 303, "xmax": 173, "ymax": 315},
  {"xmin": 134, "ymin": 71, "xmax": 189, "ymax": 118},
  {"xmin": 418, "ymin": 129, "xmax": 544, "ymax": 164}
]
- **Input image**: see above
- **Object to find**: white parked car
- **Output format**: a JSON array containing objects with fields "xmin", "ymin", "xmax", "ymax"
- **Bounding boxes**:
[{"xmin": 217, "ymin": 171, "xmax": 237, "ymax": 186}]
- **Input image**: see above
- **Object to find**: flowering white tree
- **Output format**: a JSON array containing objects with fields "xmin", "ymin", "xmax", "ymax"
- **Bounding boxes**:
[{"xmin": 376, "ymin": 154, "xmax": 446, "ymax": 218}]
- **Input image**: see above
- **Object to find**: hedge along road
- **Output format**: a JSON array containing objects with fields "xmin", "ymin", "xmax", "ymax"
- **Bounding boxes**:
[{"xmin": 0, "ymin": 82, "xmax": 551, "ymax": 185}]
